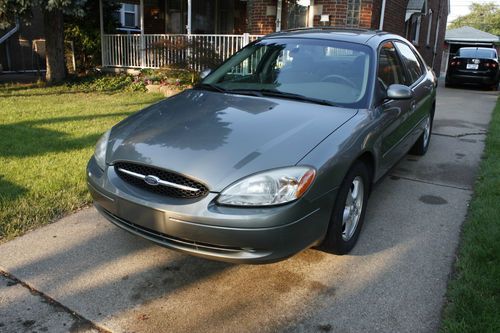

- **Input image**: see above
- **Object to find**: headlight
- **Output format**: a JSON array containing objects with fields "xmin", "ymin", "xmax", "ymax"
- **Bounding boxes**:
[
  {"xmin": 94, "ymin": 130, "xmax": 111, "ymax": 170},
  {"xmin": 217, "ymin": 167, "xmax": 316, "ymax": 206}
]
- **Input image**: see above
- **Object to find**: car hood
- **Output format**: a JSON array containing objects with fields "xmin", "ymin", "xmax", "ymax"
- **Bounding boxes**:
[{"xmin": 108, "ymin": 90, "xmax": 357, "ymax": 191}]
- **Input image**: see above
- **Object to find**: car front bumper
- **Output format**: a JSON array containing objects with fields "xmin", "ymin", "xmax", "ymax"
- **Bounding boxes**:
[{"xmin": 87, "ymin": 157, "xmax": 335, "ymax": 264}]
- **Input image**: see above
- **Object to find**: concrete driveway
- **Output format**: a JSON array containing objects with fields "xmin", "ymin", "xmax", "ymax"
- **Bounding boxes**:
[{"xmin": 0, "ymin": 84, "xmax": 498, "ymax": 333}]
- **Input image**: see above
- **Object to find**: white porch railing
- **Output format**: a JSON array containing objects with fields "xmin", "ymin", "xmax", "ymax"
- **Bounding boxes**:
[{"xmin": 102, "ymin": 33, "xmax": 262, "ymax": 70}]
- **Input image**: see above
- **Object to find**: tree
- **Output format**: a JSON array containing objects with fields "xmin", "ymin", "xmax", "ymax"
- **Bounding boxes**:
[
  {"xmin": 64, "ymin": 0, "xmax": 119, "ymax": 71},
  {"xmin": 0, "ymin": 0, "xmax": 88, "ymax": 82},
  {"xmin": 448, "ymin": 2, "xmax": 500, "ymax": 36}
]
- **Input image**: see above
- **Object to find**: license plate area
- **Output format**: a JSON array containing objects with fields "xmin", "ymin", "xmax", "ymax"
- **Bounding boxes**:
[{"xmin": 466, "ymin": 64, "xmax": 479, "ymax": 70}]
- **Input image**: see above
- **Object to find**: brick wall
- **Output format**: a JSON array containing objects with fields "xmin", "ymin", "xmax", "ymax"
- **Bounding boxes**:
[
  {"xmin": 413, "ymin": 0, "xmax": 449, "ymax": 75},
  {"xmin": 248, "ymin": 0, "xmax": 376, "ymax": 34},
  {"xmin": 247, "ymin": 0, "xmax": 277, "ymax": 35},
  {"xmin": 246, "ymin": 0, "xmax": 448, "ymax": 75},
  {"xmin": 371, "ymin": 0, "xmax": 408, "ymax": 34}
]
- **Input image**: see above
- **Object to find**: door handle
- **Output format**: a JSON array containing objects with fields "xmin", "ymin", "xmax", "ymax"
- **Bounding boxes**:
[{"xmin": 410, "ymin": 101, "xmax": 417, "ymax": 111}]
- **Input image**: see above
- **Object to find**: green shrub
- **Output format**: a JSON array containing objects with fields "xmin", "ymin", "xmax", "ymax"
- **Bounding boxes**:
[{"xmin": 64, "ymin": 74, "xmax": 147, "ymax": 92}]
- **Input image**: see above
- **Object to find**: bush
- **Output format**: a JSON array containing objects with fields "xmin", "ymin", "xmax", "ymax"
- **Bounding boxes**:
[
  {"xmin": 138, "ymin": 68, "xmax": 198, "ymax": 88},
  {"xmin": 64, "ymin": 74, "xmax": 147, "ymax": 92}
]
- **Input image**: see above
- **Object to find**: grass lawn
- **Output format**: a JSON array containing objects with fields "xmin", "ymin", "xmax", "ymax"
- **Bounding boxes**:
[
  {"xmin": 0, "ymin": 84, "xmax": 163, "ymax": 241},
  {"xmin": 440, "ymin": 97, "xmax": 500, "ymax": 333}
]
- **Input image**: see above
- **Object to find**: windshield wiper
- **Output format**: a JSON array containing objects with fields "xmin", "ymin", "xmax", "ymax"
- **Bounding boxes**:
[
  {"xmin": 194, "ymin": 83, "xmax": 227, "ymax": 93},
  {"xmin": 226, "ymin": 88, "xmax": 338, "ymax": 107},
  {"xmin": 258, "ymin": 89, "xmax": 339, "ymax": 107},
  {"xmin": 224, "ymin": 89, "xmax": 264, "ymax": 97}
]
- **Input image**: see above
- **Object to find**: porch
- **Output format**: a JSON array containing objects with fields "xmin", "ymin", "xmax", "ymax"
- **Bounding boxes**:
[
  {"xmin": 101, "ymin": 33, "xmax": 261, "ymax": 70},
  {"xmin": 99, "ymin": 0, "xmax": 320, "ymax": 69}
]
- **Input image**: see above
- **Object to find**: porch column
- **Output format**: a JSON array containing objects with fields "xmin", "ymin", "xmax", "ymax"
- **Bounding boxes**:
[
  {"xmin": 276, "ymin": 0, "xmax": 282, "ymax": 32},
  {"xmin": 140, "ymin": 0, "xmax": 145, "ymax": 67},
  {"xmin": 187, "ymin": 0, "xmax": 192, "ymax": 35},
  {"xmin": 99, "ymin": 0, "xmax": 105, "ymax": 66}
]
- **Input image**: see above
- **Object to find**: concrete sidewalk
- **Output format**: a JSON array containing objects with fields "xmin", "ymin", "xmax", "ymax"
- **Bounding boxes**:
[{"xmin": 0, "ymin": 84, "xmax": 498, "ymax": 333}]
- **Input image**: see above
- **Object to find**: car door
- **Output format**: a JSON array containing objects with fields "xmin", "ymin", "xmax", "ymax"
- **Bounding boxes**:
[
  {"xmin": 376, "ymin": 41, "xmax": 413, "ymax": 174},
  {"xmin": 394, "ymin": 41, "xmax": 434, "ymax": 148}
]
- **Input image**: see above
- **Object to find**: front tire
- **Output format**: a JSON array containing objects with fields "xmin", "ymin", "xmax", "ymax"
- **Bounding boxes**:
[{"xmin": 320, "ymin": 161, "xmax": 371, "ymax": 255}]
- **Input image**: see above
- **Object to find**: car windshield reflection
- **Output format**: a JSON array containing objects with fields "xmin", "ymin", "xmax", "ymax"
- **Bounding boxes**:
[{"xmin": 201, "ymin": 38, "xmax": 373, "ymax": 108}]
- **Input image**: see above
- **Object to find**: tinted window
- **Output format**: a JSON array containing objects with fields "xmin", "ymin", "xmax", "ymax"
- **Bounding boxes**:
[
  {"xmin": 378, "ymin": 42, "xmax": 406, "ymax": 89},
  {"xmin": 395, "ymin": 41, "xmax": 423, "ymax": 85},
  {"xmin": 458, "ymin": 48, "xmax": 497, "ymax": 59}
]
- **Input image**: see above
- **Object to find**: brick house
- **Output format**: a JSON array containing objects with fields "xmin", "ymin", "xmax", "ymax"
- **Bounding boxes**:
[
  {"xmin": 104, "ymin": 0, "xmax": 448, "ymax": 74},
  {"xmin": 244, "ymin": 0, "xmax": 448, "ymax": 73}
]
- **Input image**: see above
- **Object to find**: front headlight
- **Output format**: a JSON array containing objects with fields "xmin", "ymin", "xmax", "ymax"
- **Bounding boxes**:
[
  {"xmin": 217, "ymin": 167, "xmax": 316, "ymax": 207},
  {"xmin": 94, "ymin": 130, "xmax": 111, "ymax": 170}
]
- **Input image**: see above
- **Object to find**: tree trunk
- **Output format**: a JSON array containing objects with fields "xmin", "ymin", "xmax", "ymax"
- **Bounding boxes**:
[{"xmin": 43, "ymin": 8, "xmax": 66, "ymax": 83}]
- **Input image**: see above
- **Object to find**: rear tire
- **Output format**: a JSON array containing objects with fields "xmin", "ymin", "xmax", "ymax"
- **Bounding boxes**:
[
  {"xmin": 410, "ymin": 111, "xmax": 433, "ymax": 156},
  {"xmin": 320, "ymin": 161, "xmax": 371, "ymax": 255}
]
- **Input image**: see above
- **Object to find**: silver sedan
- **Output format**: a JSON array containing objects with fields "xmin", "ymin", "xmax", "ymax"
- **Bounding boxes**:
[{"xmin": 87, "ymin": 28, "xmax": 437, "ymax": 263}]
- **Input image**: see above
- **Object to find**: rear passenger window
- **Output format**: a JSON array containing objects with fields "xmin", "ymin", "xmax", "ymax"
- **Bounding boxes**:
[
  {"xmin": 378, "ymin": 42, "xmax": 405, "ymax": 89},
  {"xmin": 395, "ymin": 41, "xmax": 423, "ymax": 85}
]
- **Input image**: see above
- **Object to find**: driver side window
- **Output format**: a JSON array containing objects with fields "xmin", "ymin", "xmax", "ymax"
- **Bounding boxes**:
[{"xmin": 378, "ymin": 42, "xmax": 406, "ymax": 89}]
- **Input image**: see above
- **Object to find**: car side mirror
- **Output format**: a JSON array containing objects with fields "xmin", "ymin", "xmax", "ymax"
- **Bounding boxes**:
[
  {"xmin": 386, "ymin": 84, "xmax": 413, "ymax": 100},
  {"xmin": 200, "ymin": 68, "xmax": 212, "ymax": 80}
]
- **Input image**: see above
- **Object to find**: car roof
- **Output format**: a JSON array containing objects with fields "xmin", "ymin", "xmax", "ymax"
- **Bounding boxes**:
[{"xmin": 263, "ymin": 27, "xmax": 400, "ymax": 46}]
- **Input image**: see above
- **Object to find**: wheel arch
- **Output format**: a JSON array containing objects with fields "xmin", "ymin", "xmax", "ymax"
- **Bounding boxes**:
[{"xmin": 354, "ymin": 151, "xmax": 376, "ymax": 193}]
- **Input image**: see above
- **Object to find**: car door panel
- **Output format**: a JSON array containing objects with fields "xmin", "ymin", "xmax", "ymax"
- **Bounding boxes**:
[
  {"xmin": 376, "ymin": 41, "xmax": 413, "ymax": 173},
  {"xmin": 394, "ymin": 41, "xmax": 434, "ymax": 146}
]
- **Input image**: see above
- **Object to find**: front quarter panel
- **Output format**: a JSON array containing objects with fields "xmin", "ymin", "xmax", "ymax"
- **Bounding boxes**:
[{"xmin": 297, "ymin": 109, "xmax": 380, "ymax": 200}]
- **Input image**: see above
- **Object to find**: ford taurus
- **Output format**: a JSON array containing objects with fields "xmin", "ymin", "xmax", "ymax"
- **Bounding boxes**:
[{"xmin": 87, "ymin": 28, "xmax": 437, "ymax": 263}]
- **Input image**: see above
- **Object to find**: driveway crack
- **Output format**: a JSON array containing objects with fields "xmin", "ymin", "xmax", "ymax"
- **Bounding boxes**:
[
  {"xmin": 0, "ymin": 269, "xmax": 111, "ymax": 333},
  {"xmin": 389, "ymin": 174, "xmax": 473, "ymax": 191},
  {"xmin": 434, "ymin": 131, "xmax": 486, "ymax": 138}
]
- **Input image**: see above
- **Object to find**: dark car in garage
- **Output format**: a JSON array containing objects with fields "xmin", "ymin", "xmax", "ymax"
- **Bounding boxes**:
[
  {"xmin": 87, "ymin": 28, "xmax": 437, "ymax": 263},
  {"xmin": 446, "ymin": 47, "xmax": 499, "ymax": 90}
]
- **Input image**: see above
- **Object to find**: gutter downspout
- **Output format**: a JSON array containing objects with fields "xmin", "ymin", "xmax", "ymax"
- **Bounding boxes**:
[
  {"xmin": 276, "ymin": 0, "xmax": 282, "ymax": 32},
  {"xmin": 379, "ymin": 0, "xmax": 387, "ymax": 30},
  {"xmin": 187, "ymin": 0, "xmax": 192, "ymax": 35}
]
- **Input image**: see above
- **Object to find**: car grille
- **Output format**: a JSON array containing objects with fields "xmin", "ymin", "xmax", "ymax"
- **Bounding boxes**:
[{"xmin": 114, "ymin": 162, "xmax": 209, "ymax": 199}]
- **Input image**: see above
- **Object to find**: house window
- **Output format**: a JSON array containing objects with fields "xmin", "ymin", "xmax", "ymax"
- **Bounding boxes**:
[
  {"xmin": 426, "ymin": 9, "xmax": 433, "ymax": 47},
  {"xmin": 407, "ymin": 14, "xmax": 421, "ymax": 45},
  {"xmin": 346, "ymin": 0, "xmax": 361, "ymax": 27},
  {"xmin": 117, "ymin": 3, "xmax": 139, "ymax": 30}
]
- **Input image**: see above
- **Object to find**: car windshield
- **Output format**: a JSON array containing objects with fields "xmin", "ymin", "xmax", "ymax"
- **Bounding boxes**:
[
  {"xmin": 458, "ymin": 48, "xmax": 497, "ymax": 59},
  {"xmin": 201, "ymin": 38, "xmax": 373, "ymax": 108}
]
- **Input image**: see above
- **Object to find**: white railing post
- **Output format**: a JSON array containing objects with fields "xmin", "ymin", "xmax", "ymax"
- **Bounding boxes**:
[
  {"xmin": 242, "ymin": 33, "xmax": 250, "ymax": 47},
  {"xmin": 140, "ymin": 0, "xmax": 145, "ymax": 67},
  {"xmin": 99, "ymin": 0, "xmax": 105, "ymax": 67}
]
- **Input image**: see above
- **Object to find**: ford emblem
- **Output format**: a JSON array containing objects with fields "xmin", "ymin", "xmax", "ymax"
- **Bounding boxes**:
[{"xmin": 144, "ymin": 175, "xmax": 160, "ymax": 186}]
